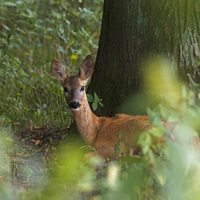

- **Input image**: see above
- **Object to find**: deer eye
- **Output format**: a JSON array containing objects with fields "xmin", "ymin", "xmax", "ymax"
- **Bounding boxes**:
[
  {"xmin": 80, "ymin": 86, "xmax": 85, "ymax": 91},
  {"xmin": 63, "ymin": 87, "xmax": 68, "ymax": 93}
]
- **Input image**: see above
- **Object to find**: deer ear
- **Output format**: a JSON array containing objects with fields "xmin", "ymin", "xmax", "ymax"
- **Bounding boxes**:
[
  {"xmin": 51, "ymin": 59, "xmax": 68, "ymax": 83},
  {"xmin": 78, "ymin": 55, "xmax": 94, "ymax": 85}
]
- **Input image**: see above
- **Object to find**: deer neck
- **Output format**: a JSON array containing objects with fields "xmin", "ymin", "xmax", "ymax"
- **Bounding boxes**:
[{"xmin": 72, "ymin": 97, "xmax": 100, "ymax": 144}]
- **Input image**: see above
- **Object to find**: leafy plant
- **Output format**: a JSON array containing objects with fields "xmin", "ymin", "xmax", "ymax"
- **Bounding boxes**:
[
  {"xmin": 0, "ymin": 0, "xmax": 103, "ymax": 128},
  {"xmin": 87, "ymin": 92, "xmax": 103, "ymax": 114}
]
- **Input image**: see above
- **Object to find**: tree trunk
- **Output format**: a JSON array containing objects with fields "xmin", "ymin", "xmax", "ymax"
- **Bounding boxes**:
[{"xmin": 88, "ymin": 0, "xmax": 200, "ymax": 116}]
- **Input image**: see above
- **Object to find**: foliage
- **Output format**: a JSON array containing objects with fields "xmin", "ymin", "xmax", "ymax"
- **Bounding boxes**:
[
  {"xmin": 1, "ymin": 1, "xmax": 200, "ymax": 199},
  {"xmin": 0, "ymin": 0, "xmax": 103, "ymax": 129},
  {"xmin": 137, "ymin": 57, "xmax": 200, "ymax": 199},
  {"xmin": 1, "ymin": 56, "xmax": 200, "ymax": 199},
  {"xmin": 87, "ymin": 92, "xmax": 103, "ymax": 114}
]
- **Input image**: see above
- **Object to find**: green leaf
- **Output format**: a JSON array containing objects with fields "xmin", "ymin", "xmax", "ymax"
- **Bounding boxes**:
[
  {"xmin": 150, "ymin": 128, "xmax": 163, "ymax": 137},
  {"xmin": 1, "ymin": 38, "xmax": 8, "ymax": 45},
  {"xmin": 16, "ymin": 1, "xmax": 23, "ymax": 5},
  {"xmin": 52, "ymin": 11, "xmax": 62, "ymax": 19},
  {"xmin": 21, "ymin": 116, "xmax": 27, "ymax": 121},
  {"xmin": 92, "ymin": 102, "xmax": 97, "ymax": 111},
  {"xmin": 37, "ymin": 108, "xmax": 41, "ymax": 116},
  {"xmin": 23, "ymin": 107, "xmax": 30, "ymax": 111},
  {"xmin": 58, "ymin": 46, "xmax": 65, "ymax": 53},
  {"xmin": 99, "ymin": 101, "xmax": 103, "ymax": 107},
  {"xmin": 4, "ymin": 2, "xmax": 16, "ymax": 7},
  {"xmin": 87, "ymin": 94, "xmax": 94, "ymax": 102},
  {"xmin": 76, "ymin": 49, "xmax": 82, "ymax": 55},
  {"xmin": 59, "ymin": 35, "xmax": 68, "ymax": 44},
  {"xmin": 94, "ymin": 92, "xmax": 99, "ymax": 101},
  {"xmin": 42, "ymin": 104, "xmax": 47, "ymax": 109},
  {"xmin": 14, "ymin": 57, "xmax": 21, "ymax": 64}
]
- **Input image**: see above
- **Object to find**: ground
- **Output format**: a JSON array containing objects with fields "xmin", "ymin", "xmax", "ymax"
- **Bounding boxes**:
[{"xmin": 10, "ymin": 126, "xmax": 69, "ymax": 189}]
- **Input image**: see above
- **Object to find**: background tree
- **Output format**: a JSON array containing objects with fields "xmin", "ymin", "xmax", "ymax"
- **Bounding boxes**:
[{"xmin": 88, "ymin": 0, "xmax": 200, "ymax": 116}]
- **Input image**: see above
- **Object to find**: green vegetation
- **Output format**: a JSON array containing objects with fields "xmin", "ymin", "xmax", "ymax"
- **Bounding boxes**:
[
  {"xmin": 87, "ymin": 92, "xmax": 103, "ymax": 115},
  {"xmin": 1, "ymin": 56, "xmax": 200, "ymax": 199},
  {"xmin": 0, "ymin": 0, "xmax": 102, "ymax": 129},
  {"xmin": 1, "ymin": 1, "xmax": 200, "ymax": 200}
]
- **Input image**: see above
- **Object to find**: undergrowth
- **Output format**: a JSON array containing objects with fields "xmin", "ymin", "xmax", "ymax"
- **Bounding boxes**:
[
  {"xmin": 0, "ymin": 0, "xmax": 103, "ymax": 129},
  {"xmin": 1, "ymin": 55, "xmax": 200, "ymax": 199},
  {"xmin": 1, "ymin": 1, "xmax": 200, "ymax": 200}
]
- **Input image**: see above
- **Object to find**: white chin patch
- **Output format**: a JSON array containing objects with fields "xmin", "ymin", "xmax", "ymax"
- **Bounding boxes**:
[{"xmin": 71, "ymin": 108, "xmax": 80, "ymax": 111}]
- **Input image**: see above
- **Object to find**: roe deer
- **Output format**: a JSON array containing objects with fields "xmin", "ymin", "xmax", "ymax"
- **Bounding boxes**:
[{"xmin": 52, "ymin": 55, "xmax": 158, "ymax": 160}]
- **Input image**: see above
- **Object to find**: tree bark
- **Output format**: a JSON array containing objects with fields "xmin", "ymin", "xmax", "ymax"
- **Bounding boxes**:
[{"xmin": 88, "ymin": 0, "xmax": 200, "ymax": 116}]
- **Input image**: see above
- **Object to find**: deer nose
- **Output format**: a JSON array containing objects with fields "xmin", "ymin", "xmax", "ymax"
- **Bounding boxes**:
[{"xmin": 69, "ymin": 101, "xmax": 81, "ymax": 110}]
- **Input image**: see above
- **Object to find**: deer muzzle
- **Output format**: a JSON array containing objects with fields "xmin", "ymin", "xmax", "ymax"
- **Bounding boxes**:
[{"xmin": 69, "ymin": 101, "xmax": 81, "ymax": 111}]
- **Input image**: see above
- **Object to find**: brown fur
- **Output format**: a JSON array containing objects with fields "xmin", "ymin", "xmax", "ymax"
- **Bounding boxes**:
[
  {"xmin": 73, "ymin": 94, "xmax": 150, "ymax": 159},
  {"xmin": 51, "ymin": 56, "xmax": 158, "ymax": 160}
]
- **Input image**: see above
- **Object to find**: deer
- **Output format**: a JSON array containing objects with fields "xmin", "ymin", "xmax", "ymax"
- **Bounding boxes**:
[{"xmin": 51, "ymin": 55, "xmax": 167, "ymax": 160}]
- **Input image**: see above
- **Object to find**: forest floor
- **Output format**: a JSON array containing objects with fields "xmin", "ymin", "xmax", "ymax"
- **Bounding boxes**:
[
  {"xmin": 3, "ymin": 124, "xmax": 200, "ymax": 199},
  {"xmin": 10, "ymin": 126, "xmax": 200, "ymax": 191},
  {"xmin": 6, "ymin": 127, "xmax": 106, "ymax": 199},
  {"xmin": 10, "ymin": 126, "xmax": 70, "ymax": 189}
]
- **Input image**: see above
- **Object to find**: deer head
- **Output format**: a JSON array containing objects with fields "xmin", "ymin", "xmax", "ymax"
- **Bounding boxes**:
[{"xmin": 51, "ymin": 55, "xmax": 94, "ymax": 111}]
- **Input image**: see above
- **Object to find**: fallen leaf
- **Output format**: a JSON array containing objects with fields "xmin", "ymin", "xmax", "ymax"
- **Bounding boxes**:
[{"xmin": 32, "ymin": 139, "xmax": 41, "ymax": 146}]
